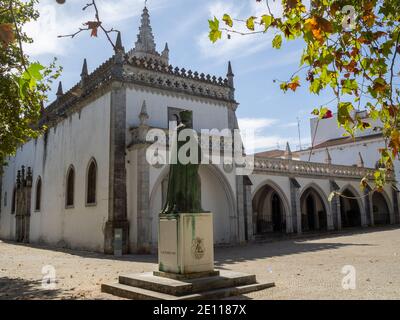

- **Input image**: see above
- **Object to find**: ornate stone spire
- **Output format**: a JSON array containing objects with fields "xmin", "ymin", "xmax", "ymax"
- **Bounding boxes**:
[
  {"xmin": 128, "ymin": 6, "xmax": 168, "ymax": 65},
  {"xmin": 325, "ymin": 148, "xmax": 332, "ymax": 164},
  {"xmin": 56, "ymin": 81, "xmax": 63, "ymax": 99},
  {"xmin": 135, "ymin": 6, "xmax": 156, "ymax": 54},
  {"xmin": 284, "ymin": 142, "xmax": 292, "ymax": 160}
]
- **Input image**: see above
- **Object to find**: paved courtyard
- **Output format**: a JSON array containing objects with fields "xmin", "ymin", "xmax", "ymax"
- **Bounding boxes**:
[{"xmin": 0, "ymin": 226, "xmax": 399, "ymax": 300}]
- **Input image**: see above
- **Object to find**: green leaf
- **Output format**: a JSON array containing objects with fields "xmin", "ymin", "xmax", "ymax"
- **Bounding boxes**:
[
  {"xmin": 337, "ymin": 102, "xmax": 354, "ymax": 125},
  {"xmin": 272, "ymin": 34, "xmax": 282, "ymax": 49},
  {"xmin": 28, "ymin": 63, "xmax": 45, "ymax": 79},
  {"xmin": 246, "ymin": 16, "xmax": 256, "ymax": 31},
  {"xmin": 208, "ymin": 17, "xmax": 222, "ymax": 43},
  {"xmin": 222, "ymin": 14, "xmax": 233, "ymax": 27},
  {"xmin": 260, "ymin": 15, "xmax": 273, "ymax": 32}
]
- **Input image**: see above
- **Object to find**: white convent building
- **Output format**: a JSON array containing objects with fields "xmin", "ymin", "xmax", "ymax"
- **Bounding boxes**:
[
  {"xmin": 296, "ymin": 110, "xmax": 400, "ymax": 182},
  {"xmin": 0, "ymin": 7, "xmax": 398, "ymax": 254}
]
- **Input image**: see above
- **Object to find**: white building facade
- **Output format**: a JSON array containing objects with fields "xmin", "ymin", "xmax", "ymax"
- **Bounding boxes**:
[{"xmin": 0, "ymin": 8, "xmax": 398, "ymax": 254}]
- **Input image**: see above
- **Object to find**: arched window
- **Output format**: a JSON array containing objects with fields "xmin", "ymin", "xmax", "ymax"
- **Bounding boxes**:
[
  {"xmin": 86, "ymin": 159, "xmax": 97, "ymax": 205},
  {"xmin": 35, "ymin": 177, "xmax": 42, "ymax": 211},
  {"xmin": 66, "ymin": 166, "xmax": 75, "ymax": 208},
  {"xmin": 11, "ymin": 187, "xmax": 16, "ymax": 214}
]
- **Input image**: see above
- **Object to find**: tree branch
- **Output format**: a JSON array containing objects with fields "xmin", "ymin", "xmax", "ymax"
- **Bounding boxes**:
[{"xmin": 58, "ymin": 0, "xmax": 119, "ymax": 50}]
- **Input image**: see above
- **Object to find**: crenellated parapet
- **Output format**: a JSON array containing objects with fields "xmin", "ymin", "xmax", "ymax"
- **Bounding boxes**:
[
  {"xmin": 40, "ymin": 57, "xmax": 115, "ymax": 127},
  {"xmin": 39, "ymin": 5, "xmax": 236, "ymax": 129},
  {"xmin": 124, "ymin": 56, "xmax": 233, "ymax": 103}
]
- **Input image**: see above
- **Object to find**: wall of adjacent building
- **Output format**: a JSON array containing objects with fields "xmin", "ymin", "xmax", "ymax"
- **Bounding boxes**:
[
  {"xmin": 0, "ymin": 93, "xmax": 111, "ymax": 252},
  {"xmin": 309, "ymin": 111, "xmax": 383, "ymax": 147},
  {"xmin": 300, "ymin": 140, "xmax": 400, "ymax": 183}
]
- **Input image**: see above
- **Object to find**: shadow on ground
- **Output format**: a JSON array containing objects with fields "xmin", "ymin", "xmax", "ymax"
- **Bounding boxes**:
[
  {"xmin": 214, "ymin": 241, "xmax": 372, "ymax": 269},
  {"xmin": 0, "ymin": 277, "xmax": 62, "ymax": 300},
  {"xmin": 1, "ymin": 225, "xmax": 398, "ymax": 266}
]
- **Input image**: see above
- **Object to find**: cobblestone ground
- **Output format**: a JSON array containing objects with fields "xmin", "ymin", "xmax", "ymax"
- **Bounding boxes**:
[{"xmin": 0, "ymin": 226, "xmax": 399, "ymax": 300}]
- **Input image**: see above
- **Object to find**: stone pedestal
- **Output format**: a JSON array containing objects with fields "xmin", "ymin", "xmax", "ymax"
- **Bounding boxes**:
[
  {"xmin": 158, "ymin": 212, "xmax": 214, "ymax": 274},
  {"xmin": 102, "ymin": 213, "xmax": 275, "ymax": 300}
]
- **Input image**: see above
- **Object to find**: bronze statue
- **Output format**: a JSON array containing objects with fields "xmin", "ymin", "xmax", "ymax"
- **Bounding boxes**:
[{"xmin": 161, "ymin": 110, "xmax": 205, "ymax": 214}]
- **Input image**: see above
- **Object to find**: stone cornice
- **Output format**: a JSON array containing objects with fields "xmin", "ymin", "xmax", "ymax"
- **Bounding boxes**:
[
  {"xmin": 252, "ymin": 157, "xmax": 395, "ymax": 181},
  {"xmin": 39, "ymin": 54, "xmax": 237, "ymax": 130},
  {"xmin": 124, "ymin": 56, "xmax": 235, "ymax": 104},
  {"xmin": 40, "ymin": 57, "xmax": 115, "ymax": 129}
]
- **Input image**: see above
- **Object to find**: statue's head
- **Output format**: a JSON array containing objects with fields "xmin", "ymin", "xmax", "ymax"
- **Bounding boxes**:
[{"xmin": 179, "ymin": 110, "xmax": 193, "ymax": 128}]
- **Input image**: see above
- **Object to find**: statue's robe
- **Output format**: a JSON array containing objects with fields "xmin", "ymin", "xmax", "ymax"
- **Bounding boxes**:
[{"xmin": 161, "ymin": 123, "xmax": 204, "ymax": 214}]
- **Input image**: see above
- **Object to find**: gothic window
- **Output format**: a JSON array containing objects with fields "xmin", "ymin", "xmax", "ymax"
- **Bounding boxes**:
[
  {"xmin": 168, "ymin": 107, "xmax": 193, "ymax": 129},
  {"xmin": 11, "ymin": 187, "xmax": 16, "ymax": 214},
  {"xmin": 86, "ymin": 159, "xmax": 97, "ymax": 205},
  {"xmin": 66, "ymin": 166, "xmax": 75, "ymax": 208},
  {"xmin": 35, "ymin": 177, "xmax": 42, "ymax": 211},
  {"xmin": 4, "ymin": 191, "xmax": 7, "ymax": 207}
]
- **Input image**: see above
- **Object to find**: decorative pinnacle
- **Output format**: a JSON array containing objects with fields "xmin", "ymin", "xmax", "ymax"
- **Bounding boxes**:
[
  {"xmin": 56, "ymin": 81, "xmax": 63, "ymax": 98},
  {"xmin": 325, "ymin": 148, "xmax": 332, "ymax": 164},
  {"xmin": 284, "ymin": 142, "xmax": 292, "ymax": 159},
  {"xmin": 115, "ymin": 31, "xmax": 124, "ymax": 53},
  {"xmin": 80, "ymin": 58, "xmax": 88, "ymax": 78},
  {"xmin": 139, "ymin": 100, "xmax": 149, "ymax": 125},
  {"xmin": 227, "ymin": 61, "xmax": 234, "ymax": 77},
  {"xmin": 358, "ymin": 152, "xmax": 364, "ymax": 167}
]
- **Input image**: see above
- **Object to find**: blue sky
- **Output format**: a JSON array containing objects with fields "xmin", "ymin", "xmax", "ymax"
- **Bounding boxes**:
[{"xmin": 24, "ymin": 0, "xmax": 337, "ymax": 152}]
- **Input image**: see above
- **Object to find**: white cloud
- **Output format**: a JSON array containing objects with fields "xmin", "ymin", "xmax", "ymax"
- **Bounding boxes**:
[
  {"xmin": 279, "ymin": 122, "xmax": 298, "ymax": 128},
  {"xmin": 238, "ymin": 117, "xmax": 278, "ymax": 132},
  {"xmin": 239, "ymin": 49, "xmax": 303, "ymax": 76},
  {"xmin": 23, "ymin": 0, "xmax": 168, "ymax": 56},
  {"xmin": 244, "ymin": 134, "xmax": 311, "ymax": 153},
  {"xmin": 238, "ymin": 117, "xmax": 310, "ymax": 152},
  {"xmin": 197, "ymin": 0, "xmax": 282, "ymax": 62}
]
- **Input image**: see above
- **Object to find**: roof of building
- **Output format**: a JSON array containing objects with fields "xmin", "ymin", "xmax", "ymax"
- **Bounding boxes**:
[
  {"xmin": 304, "ymin": 132, "xmax": 383, "ymax": 151},
  {"xmin": 254, "ymin": 149, "xmax": 286, "ymax": 158},
  {"xmin": 253, "ymin": 148, "xmax": 300, "ymax": 160},
  {"xmin": 41, "ymin": 6, "xmax": 236, "ymax": 129}
]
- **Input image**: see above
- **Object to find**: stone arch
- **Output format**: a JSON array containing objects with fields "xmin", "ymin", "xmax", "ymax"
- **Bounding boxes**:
[
  {"xmin": 35, "ymin": 176, "xmax": 42, "ymax": 211},
  {"xmin": 299, "ymin": 183, "xmax": 330, "ymax": 232},
  {"xmin": 339, "ymin": 184, "xmax": 363, "ymax": 228},
  {"xmin": 86, "ymin": 158, "xmax": 97, "ymax": 205},
  {"xmin": 252, "ymin": 179, "xmax": 291, "ymax": 234},
  {"xmin": 65, "ymin": 165, "xmax": 75, "ymax": 208},
  {"xmin": 149, "ymin": 164, "xmax": 236, "ymax": 246},
  {"xmin": 11, "ymin": 185, "xmax": 16, "ymax": 214},
  {"xmin": 372, "ymin": 190, "xmax": 391, "ymax": 225}
]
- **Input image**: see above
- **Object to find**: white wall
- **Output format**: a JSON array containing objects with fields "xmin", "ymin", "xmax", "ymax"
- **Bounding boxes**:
[
  {"xmin": 0, "ymin": 93, "xmax": 111, "ymax": 252},
  {"xmin": 297, "ymin": 139, "xmax": 400, "ymax": 185},
  {"xmin": 310, "ymin": 110, "xmax": 382, "ymax": 147},
  {"xmin": 126, "ymin": 87, "xmax": 230, "ymax": 132},
  {"xmin": 145, "ymin": 164, "xmax": 236, "ymax": 249}
]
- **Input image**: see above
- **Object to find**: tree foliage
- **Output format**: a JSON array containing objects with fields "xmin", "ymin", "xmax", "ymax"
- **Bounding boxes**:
[
  {"xmin": 0, "ymin": 0, "xmax": 60, "ymax": 167},
  {"xmin": 209, "ymin": 0, "xmax": 400, "ymax": 190}
]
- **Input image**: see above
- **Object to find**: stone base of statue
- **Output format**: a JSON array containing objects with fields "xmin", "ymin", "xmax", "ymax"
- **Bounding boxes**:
[
  {"xmin": 158, "ymin": 212, "xmax": 214, "ymax": 274},
  {"xmin": 101, "ymin": 212, "xmax": 275, "ymax": 300}
]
